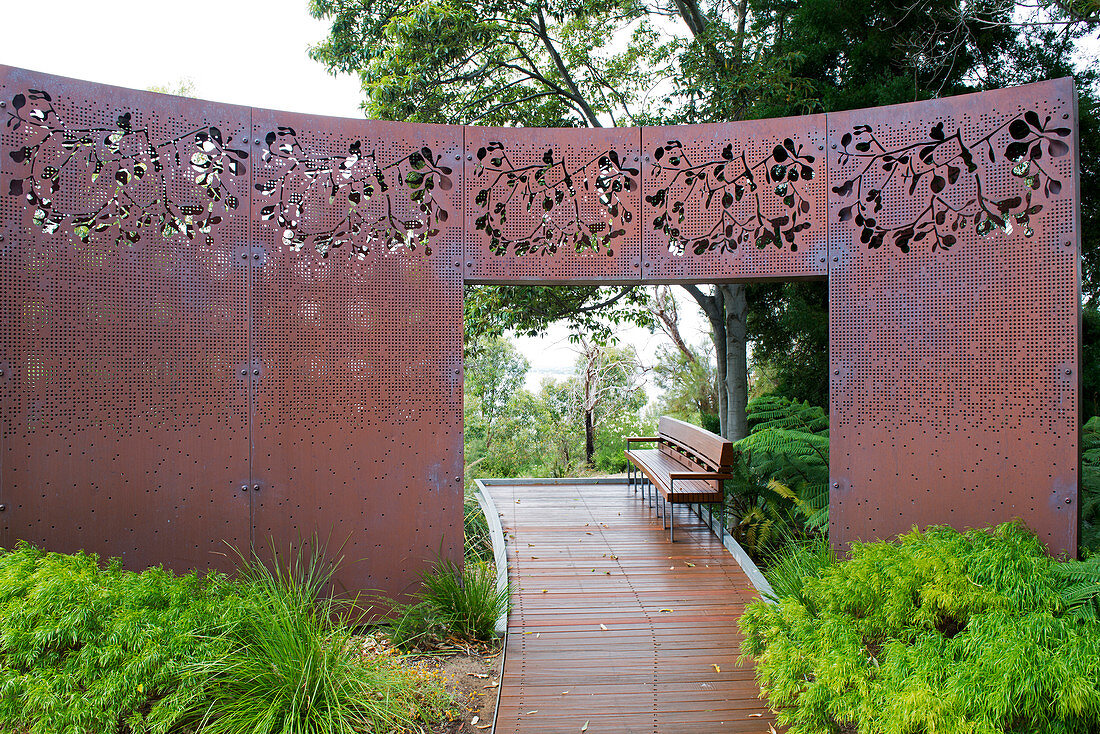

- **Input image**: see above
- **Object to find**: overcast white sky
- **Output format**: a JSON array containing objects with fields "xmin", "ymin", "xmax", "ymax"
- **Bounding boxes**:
[{"xmin": 0, "ymin": 0, "xmax": 712, "ymax": 394}]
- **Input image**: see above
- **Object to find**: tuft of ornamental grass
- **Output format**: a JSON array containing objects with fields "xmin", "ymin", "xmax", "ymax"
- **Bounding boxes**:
[
  {"xmin": 390, "ymin": 559, "xmax": 508, "ymax": 650},
  {"xmin": 761, "ymin": 532, "xmax": 835, "ymax": 607},
  {"xmin": 184, "ymin": 542, "xmax": 455, "ymax": 734}
]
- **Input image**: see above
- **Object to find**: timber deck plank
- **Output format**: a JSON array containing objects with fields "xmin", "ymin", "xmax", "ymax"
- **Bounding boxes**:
[{"xmin": 487, "ymin": 481, "xmax": 779, "ymax": 734}]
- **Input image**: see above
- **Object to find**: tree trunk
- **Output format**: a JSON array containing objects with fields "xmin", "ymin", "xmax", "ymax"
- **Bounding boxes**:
[
  {"xmin": 584, "ymin": 410, "xmax": 595, "ymax": 467},
  {"xmin": 719, "ymin": 283, "xmax": 749, "ymax": 441}
]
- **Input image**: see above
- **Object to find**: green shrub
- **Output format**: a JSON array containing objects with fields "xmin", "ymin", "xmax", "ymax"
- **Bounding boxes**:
[
  {"xmin": 0, "ymin": 542, "xmax": 240, "ymax": 734},
  {"xmin": 0, "ymin": 542, "xmax": 455, "ymax": 734},
  {"xmin": 1082, "ymin": 416, "xmax": 1100, "ymax": 553},
  {"xmin": 184, "ymin": 546, "xmax": 453, "ymax": 734},
  {"xmin": 390, "ymin": 559, "xmax": 508, "ymax": 649},
  {"xmin": 740, "ymin": 522, "xmax": 1100, "ymax": 734}
]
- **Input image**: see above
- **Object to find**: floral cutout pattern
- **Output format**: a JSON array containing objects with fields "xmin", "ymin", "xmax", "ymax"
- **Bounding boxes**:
[
  {"xmin": 471, "ymin": 143, "xmax": 639, "ymax": 257},
  {"xmin": 831, "ymin": 111, "xmax": 1071, "ymax": 252},
  {"xmin": 4, "ymin": 89, "xmax": 247, "ymax": 247},
  {"xmin": 645, "ymin": 137, "xmax": 816, "ymax": 255},
  {"xmin": 256, "ymin": 128, "xmax": 453, "ymax": 259}
]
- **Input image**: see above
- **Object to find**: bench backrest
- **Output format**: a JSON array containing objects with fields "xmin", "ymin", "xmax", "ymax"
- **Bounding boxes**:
[{"xmin": 657, "ymin": 416, "xmax": 733, "ymax": 471}]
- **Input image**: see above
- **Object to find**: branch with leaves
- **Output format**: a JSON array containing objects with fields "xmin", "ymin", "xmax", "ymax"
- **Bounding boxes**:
[
  {"xmin": 471, "ymin": 142, "xmax": 639, "ymax": 256},
  {"xmin": 5, "ymin": 89, "xmax": 246, "ymax": 248},
  {"xmin": 646, "ymin": 137, "xmax": 816, "ymax": 255},
  {"xmin": 832, "ymin": 112, "xmax": 1071, "ymax": 252},
  {"xmin": 256, "ymin": 128, "xmax": 454, "ymax": 259}
]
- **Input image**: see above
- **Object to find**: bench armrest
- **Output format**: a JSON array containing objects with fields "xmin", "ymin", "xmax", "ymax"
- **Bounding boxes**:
[
  {"xmin": 669, "ymin": 472, "xmax": 733, "ymax": 481},
  {"xmin": 626, "ymin": 436, "xmax": 660, "ymax": 443}
]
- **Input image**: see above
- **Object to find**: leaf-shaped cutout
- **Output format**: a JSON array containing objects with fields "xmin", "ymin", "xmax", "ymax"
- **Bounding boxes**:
[
  {"xmin": 1024, "ymin": 110, "xmax": 1042, "ymax": 130},
  {"xmin": 8, "ymin": 179, "xmax": 23, "ymax": 196},
  {"xmin": 772, "ymin": 145, "xmax": 788, "ymax": 163},
  {"xmin": 930, "ymin": 175, "xmax": 945, "ymax": 193},
  {"xmin": 12, "ymin": 94, "xmax": 25, "ymax": 110},
  {"xmin": 1048, "ymin": 139, "xmax": 1069, "ymax": 157},
  {"xmin": 542, "ymin": 148, "xmax": 554, "ymax": 165},
  {"xmin": 1047, "ymin": 179, "xmax": 1062, "ymax": 195},
  {"xmin": 1009, "ymin": 119, "xmax": 1031, "ymax": 140},
  {"xmin": 841, "ymin": 132, "xmax": 851, "ymax": 147}
]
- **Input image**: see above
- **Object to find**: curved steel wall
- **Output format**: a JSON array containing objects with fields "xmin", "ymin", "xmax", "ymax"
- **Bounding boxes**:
[{"xmin": 0, "ymin": 63, "xmax": 1080, "ymax": 598}]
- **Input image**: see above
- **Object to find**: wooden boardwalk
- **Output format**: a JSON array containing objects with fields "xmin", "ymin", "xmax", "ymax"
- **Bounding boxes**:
[{"xmin": 486, "ymin": 480, "xmax": 779, "ymax": 733}]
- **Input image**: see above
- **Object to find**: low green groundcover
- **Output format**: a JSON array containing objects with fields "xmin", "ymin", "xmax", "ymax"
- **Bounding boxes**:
[
  {"xmin": 0, "ymin": 542, "xmax": 453, "ymax": 734},
  {"xmin": 740, "ymin": 523, "xmax": 1100, "ymax": 734}
]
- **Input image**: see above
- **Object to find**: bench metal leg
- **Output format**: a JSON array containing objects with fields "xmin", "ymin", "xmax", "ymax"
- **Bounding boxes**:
[{"xmin": 670, "ymin": 501, "xmax": 674, "ymax": 542}]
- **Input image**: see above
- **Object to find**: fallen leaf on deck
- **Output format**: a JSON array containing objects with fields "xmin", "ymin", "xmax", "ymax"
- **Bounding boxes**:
[
  {"xmin": 581, "ymin": 721, "xmax": 589, "ymax": 732},
  {"xmin": 468, "ymin": 672, "xmax": 489, "ymax": 678},
  {"xmin": 600, "ymin": 624, "xmax": 608, "ymax": 630},
  {"xmin": 471, "ymin": 716, "xmax": 480, "ymax": 724},
  {"xmin": 525, "ymin": 710, "xmax": 538, "ymax": 715},
  {"xmin": 749, "ymin": 713, "xmax": 762, "ymax": 717},
  {"xmin": 685, "ymin": 562, "xmax": 696, "ymax": 567},
  {"xmin": 712, "ymin": 664, "xmax": 721, "ymax": 673},
  {"xmin": 659, "ymin": 608, "xmax": 674, "ymax": 613}
]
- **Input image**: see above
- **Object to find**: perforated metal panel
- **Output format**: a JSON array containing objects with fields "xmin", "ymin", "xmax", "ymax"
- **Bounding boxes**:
[
  {"xmin": 642, "ymin": 117, "xmax": 828, "ymax": 283},
  {"xmin": 249, "ymin": 110, "xmax": 464, "ymax": 599},
  {"xmin": 828, "ymin": 79, "xmax": 1081, "ymax": 555},
  {"xmin": 463, "ymin": 126, "xmax": 641, "ymax": 283},
  {"xmin": 0, "ymin": 64, "xmax": 1083, "ymax": 584},
  {"xmin": 0, "ymin": 65, "xmax": 251, "ymax": 569}
]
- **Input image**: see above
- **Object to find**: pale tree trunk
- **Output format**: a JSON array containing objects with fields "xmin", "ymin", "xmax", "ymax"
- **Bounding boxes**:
[{"xmin": 719, "ymin": 283, "xmax": 749, "ymax": 441}]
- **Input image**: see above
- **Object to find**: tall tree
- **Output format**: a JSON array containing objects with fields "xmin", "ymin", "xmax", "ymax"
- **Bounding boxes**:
[{"xmin": 309, "ymin": 0, "xmax": 1099, "ymax": 435}]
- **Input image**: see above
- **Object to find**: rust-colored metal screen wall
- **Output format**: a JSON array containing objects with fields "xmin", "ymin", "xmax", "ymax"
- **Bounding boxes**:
[
  {"xmin": 0, "ymin": 63, "xmax": 1082, "ymax": 593},
  {"xmin": 0, "ymin": 66, "xmax": 252, "ymax": 572},
  {"xmin": 641, "ymin": 116, "xmax": 828, "ymax": 283},
  {"xmin": 828, "ymin": 80, "xmax": 1081, "ymax": 555},
  {"xmin": 248, "ymin": 109, "xmax": 464, "ymax": 598}
]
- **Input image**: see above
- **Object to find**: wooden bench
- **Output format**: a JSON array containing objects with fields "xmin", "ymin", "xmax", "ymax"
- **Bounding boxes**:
[{"xmin": 625, "ymin": 417, "xmax": 733, "ymax": 541}]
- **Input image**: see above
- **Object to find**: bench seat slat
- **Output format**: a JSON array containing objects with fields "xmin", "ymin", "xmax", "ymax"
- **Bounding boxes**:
[{"xmin": 625, "ymin": 449, "xmax": 724, "ymax": 503}]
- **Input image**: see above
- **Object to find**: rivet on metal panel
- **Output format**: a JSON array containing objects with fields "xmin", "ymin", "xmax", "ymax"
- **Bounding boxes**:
[
  {"xmin": 240, "ymin": 253, "xmax": 247, "ymax": 260},
  {"xmin": 1064, "ymin": 114, "xmax": 1070, "ymax": 119},
  {"xmin": 240, "ymin": 369, "xmax": 247, "ymax": 376},
  {"xmin": 1066, "ymin": 498, "xmax": 1073, "ymax": 504},
  {"xmin": 833, "ymin": 256, "xmax": 839, "ymax": 262},
  {"xmin": 634, "ymin": 156, "xmax": 639, "ymax": 161},
  {"xmin": 0, "ymin": 101, "xmax": 5, "ymax": 108},
  {"xmin": 252, "ymin": 484, "xmax": 261, "ymax": 491},
  {"xmin": 1066, "ymin": 241, "xmax": 1072, "ymax": 246},
  {"xmin": 466, "ymin": 261, "xmax": 473, "ymax": 267},
  {"xmin": 833, "ymin": 483, "xmax": 839, "ymax": 489},
  {"xmin": 818, "ymin": 145, "xmax": 824, "ymax": 150},
  {"xmin": 0, "ymin": 369, "xmax": 5, "ymax": 377},
  {"xmin": 254, "ymin": 139, "xmax": 261, "ymax": 145},
  {"xmin": 253, "ymin": 369, "xmax": 260, "ymax": 376},
  {"xmin": 833, "ymin": 369, "xmax": 840, "ymax": 375},
  {"xmin": 0, "ymin": 505, "xmax": 6, "ymax": 512},
  {"xmin": 0, "ymin": 235, "xmax": 5, "ymax": 242},
  {"xmin": 455, "ymin": 155, "xmax": 461, "ymax": 160},
  {"xmin": 253, "ymin": 253, "xmax": 260, "ymax": 260},
  {"xmin": 467, "ymin": 155, "xmax": 472, "ymax": 160},
  {"xmin": 240, "ymin": 485, "xmax": 249, "ymax": 493},
  {"xmin": 1066, "ymin": 369, "xmax": 1073, "ymax": 375}
]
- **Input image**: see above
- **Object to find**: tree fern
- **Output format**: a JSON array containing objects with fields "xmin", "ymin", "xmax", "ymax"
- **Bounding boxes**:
[{"xmin": 725, "ymin": 396, "xmax": 830, "ymax": 556}]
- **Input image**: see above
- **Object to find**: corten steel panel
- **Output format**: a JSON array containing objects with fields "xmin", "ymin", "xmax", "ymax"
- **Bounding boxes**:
[
  {"xmin": 249, "ymin": 109, "xmax": 464, "ymax": 601},
  {"xmin": 828, "ymin": 79, "xmax": 1081, "ymax": 555},
  {"xmin": 642, "ymin": 117, "xmax": 828, "ymax": 283},
  {"xmin": 463, "ymin": 126, "xmax": 642, "ymax": 283},
  {"xmin": 0, "ymin": 66, "xmax": 251, "ymax": 568}
]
